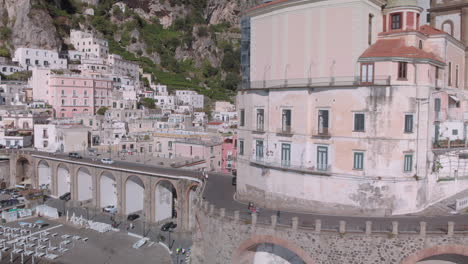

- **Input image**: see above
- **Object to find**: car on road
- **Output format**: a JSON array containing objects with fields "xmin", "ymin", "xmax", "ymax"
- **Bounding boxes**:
[
  {"xmin": 101, "ymin": 158, "xmax": 114, "ymax": 164},
  {"xmin": 161, "ymin": 222, "xmax": 177, "ymax": 232},
  {"xmin": 68, "ymin": 152, "xmax": 82, "ymax": 159},
  {"xmin": 103, "ymin": 205, "xmax": 117, "ymax": 214},
  {"xmin": 127, "ymin": 214, "xmax": 140, "ymax": 221},
  {"xmin": 59, "ymin": 192, "xmax": 71, "ymax": 201}
]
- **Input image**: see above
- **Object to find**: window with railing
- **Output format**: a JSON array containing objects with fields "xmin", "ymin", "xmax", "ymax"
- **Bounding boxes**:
[
  {"xmin": 255, "ymin": 140, "xmax": 264, "ymax": 161},
  {"xmin": 317, "ymin": 146, "xmax": 328, "ymax": 171},
  {"xmin": 256, "ymin": 109, "xmax": 264, "ymax": 131},
  {"xmin": 282, "ymin": 109, "xmax": 291, "ymax": 133},
  {"xmin": 281, "ymin": 143, "xmax": 291, "ymax": 167}
]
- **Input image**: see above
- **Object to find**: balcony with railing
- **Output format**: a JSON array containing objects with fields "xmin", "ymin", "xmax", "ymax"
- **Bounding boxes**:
[
  {"xmin": 277, "ymin": 125, "xmax": 293, "ymax": 135},
  {"xmin": 244, "ymin": 156, "xmax": 332, "ymax": 176},
  {"xmin": 241, "ymin": 76, "xmax": 391, "ymax": 89}
]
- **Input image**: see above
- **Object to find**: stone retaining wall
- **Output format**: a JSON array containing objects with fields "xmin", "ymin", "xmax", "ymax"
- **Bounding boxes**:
[{"xmin": 191, "ymin": 203, "xmax": 468, "ymax": 264}]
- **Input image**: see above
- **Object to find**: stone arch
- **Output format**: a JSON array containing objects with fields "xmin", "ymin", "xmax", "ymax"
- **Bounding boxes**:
[
  {"xmin": 99, "ymin": 171, "xmax": 117, "ymax": 208},
  {"xmin": 401, "ymin": 245, "xmax": 468, "ymax": 264},
  {"xmin": 56, "ymin": 163, "xmax": 71, "ymax": 196},
  {"xmin": 15, "ymin": 156, "xmax": 32, "ymax": 186},
  {"xmin": 125, "ymin": 175, "xmax": 145, "ymax": 215},
  {"xmin": 233, "ymin": 235, "xmax": 315, "ymax": 264},
  {"xmin": 153, "ymin": 179, "xmax": 178, "ymax": 223},
  {"xmin": 37, "ymin": 160, "xmax": 52, "ymax": 190},
  {"xmin": 441, "ymin": 20, "xmax": 454, "ymax": 36},
  {"xmin": 76, "ymin": 167, "xmax": 93, "ymax": 201}
]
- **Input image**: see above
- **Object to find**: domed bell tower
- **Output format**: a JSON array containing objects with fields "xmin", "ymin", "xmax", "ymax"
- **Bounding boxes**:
[{"xmin": 383, "ymin": 0, "xmax": 423, "ymax": 33}]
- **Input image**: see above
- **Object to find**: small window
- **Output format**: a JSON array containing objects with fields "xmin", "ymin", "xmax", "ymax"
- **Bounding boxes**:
[
  {"xmin": 353, "ymin": 152, "xmax": 364, "ymax": 170},
  {"xmin": 448, "ymin": 62, "xmax": 452, "ymax": 86},
  {"xmin": 398, "ymin": 62, "xmax": 408, "ymax": 79},
  {"xmin": 239, "ymin": 140, "xmax": 244, "ymax": 156},
  {"xmin": 361, "ymin": 63, "xmax": 374, "ymax": 84},
  {"xmin": 391, "ymin": 13, "xmax": 402, "ymax": 30},
  {"xmin": 456, "ymin": 65, "xmax": 459, "ymax": 88},
  {"xmin": 240, "ymin": 109, "xmax": 245, "ymax": 126},
  {"xmin": 404, "ymin": 154, "xmax": 413, "ymax": 172},
  {"xmin": 419, "ymin": 40, "xmax": 423, "ymax": 49},
  {"xmin": 368, "ymin": 14, "xmax": 374, "ymax": 45},
  {"xmin": 354, "ymin": 113, "xmax": 365, "ymax": 132},
  {"xmin": 404, "ymin": 114, "xmax": 413, "ymax": 133},
  {"xmin": 453, "ymin": 129, "xmax": 458, "ymax": 136},
  {"xmin": 435, "ymin": 67, "xmax": 439, "ymax": 80}
]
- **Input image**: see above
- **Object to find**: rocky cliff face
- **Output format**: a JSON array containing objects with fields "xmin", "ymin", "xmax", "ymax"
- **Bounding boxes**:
[{"xmin": 0, "ymin": 0, "xmax": 60, "ymax": 50}]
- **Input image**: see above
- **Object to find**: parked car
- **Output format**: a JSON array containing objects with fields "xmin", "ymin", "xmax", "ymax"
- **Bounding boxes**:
[
  {"xmin": 127, "ymin": 214, "xmax": 140, "ymax": 221},
  {"xmin": 101, "ymin": 158, "xmax": 114, "ymax": 164},
  {"xmin": 161, "ymin": 222, "xmax": 177, "ymax": 232},
  {"xmin": 68, "ymin": 152, "xmax": 82, "ymax": 159},
  {"xmin": 103, "ymin": 205, "xmax": 117, "ymax": 214},
  {"xmin": 59, "ymin": 192, "xmax": 71, "ymax": 201}
]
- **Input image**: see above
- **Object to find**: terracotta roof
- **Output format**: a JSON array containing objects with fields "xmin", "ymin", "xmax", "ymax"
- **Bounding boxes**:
[
  {"xmin": 419, "ymin": 25, "xmax": 447, "ymax": 36},
  {"xmin": 360, "ymin": 38, "xmax": 444, "ymax": 63},
  {"xmin": 247, "ymin": 0, "xmax": 290, "ymax": 13},
  {"xmin": 207, "ymin": 122, "xmax": 223, "ymax": 125}
]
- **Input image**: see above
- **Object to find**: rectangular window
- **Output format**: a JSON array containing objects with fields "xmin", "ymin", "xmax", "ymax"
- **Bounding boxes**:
[
  {"xmin": 240, "ymin": 109, "xmax": 245, "ymax": 127},
  {"xmin": 282, "ymin": 109, "xmax": 291, "ymax": 133},
  {"xmin": 354, "ymin": 113, "xmax": 365, "ymax": 132},
  {"xmin": 448, "ymin": 62, "xmax": 452, "ymax": 86},
  {"xmin": 256, "ymin": 109, "xmax": 264, "ymax": 131},
  {"xmin": 281, "ymin": 143, "xmax": 291, "ymax": 167},
  {"xmin": 404, "ymin": 114, "xmax": 413, "ymax": 133},
  {"xmin": 456, "ymin": 65, "xmax": 459, "ymax": 88},
  {"xmin": 239, "ymin": 140, "xmax": 244, "ymax": 156},
  {"xmin": 353, "ymin": 152, "xmax": 364, "ymax": 170},
  {"xmin": 398, "ymin": 62, "xmax": 408, "ymax": 79},
  {"xmin": 435, "ymin": 67, "xmax": 439, "ymax": 80},
  {"xmin": 317, "ymin": 146, "xmax": 328, "ymax": 171},
  {"xmin": 256, "ymin": 140, "xmax": 264, "ymax": 161},
  {"xmin": 391, "ymin": 13, "xmax": 402, "ymax": 29},
  {"xmin": 404, "ymin": 154, "xmax": 413, "ymax": 172},
  {"xmin": 318, "ymin": 110, "xmax": 329, "ymax": 135},
  {"xmin": 361, "ymin": 63, "xmax": 374, "ymax": 84},
  {"xmin": 368, "ymin": 14, "xmax": 374, "ymax": 45}
]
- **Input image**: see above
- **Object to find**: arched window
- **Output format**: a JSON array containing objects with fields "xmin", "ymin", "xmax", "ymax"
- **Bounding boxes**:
[
  {"xmin": 441, "ymin": 20, "xmax": 454, "ymax": 36},
  {"xmin": 419, "ymin": 40, "xmax": 423, "ymax": 49}
]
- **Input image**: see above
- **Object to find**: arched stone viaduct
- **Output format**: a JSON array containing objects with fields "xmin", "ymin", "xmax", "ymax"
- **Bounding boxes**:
[
  {"xmin": 191, "ymin": 202, "xmax": 468, "ymax": 264},
  {"xmin": 8, "ymin": 152, "xmax": 202, "ymax": 231}
]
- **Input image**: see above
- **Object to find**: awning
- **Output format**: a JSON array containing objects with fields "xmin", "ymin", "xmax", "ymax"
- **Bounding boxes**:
[
  {"xmin": 19, "ymin": 179, "xmax": 31, "ymax": 185},
  {"xmin": 449, "ymin": 95, "xmax": 460, "ymax": 103}
]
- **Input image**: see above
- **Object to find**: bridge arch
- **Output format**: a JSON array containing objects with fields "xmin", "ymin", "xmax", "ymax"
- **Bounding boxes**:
[
  {"xmin": 153, "ymin": 179, "xmax": 178, "ymax": 223},
  {"xmin": 15, "ymin": 156, "xmax": 33, "ymax": 186},
  {"xmin": 56, "ymin": 163, "xmax": 71, "ymax": 196},
  {"xmin": 401, "ymin": 245, "xmax": 468, "ymax": 264},
  {"xmin": 99, "ymin": 171, "xmax": 117, "ymax": 208},
  {"xmin": 124, "ymin": 175, "xmax": 145, "ymax": 215},
  {"xmin": 233, "ymin": 235, "xmax": 315, "ymax": 264},
  {"xmin": 37, "ymin": 160, "xmax": 52, "ymax": 190},
  {"xmin": 76, "ymin": 167, "xmax": 93, "ymax": 202}
]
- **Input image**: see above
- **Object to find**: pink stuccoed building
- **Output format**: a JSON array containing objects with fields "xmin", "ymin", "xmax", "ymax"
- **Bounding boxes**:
[
  {"xmin": 221, "ymin": 135, "xmax": 237, "ymax": 174},
  {"xmin": 237, "ymin": 0, "xmax": 468, "ymax": 216},
  {"xmin": 32, "ymin": 70, "xmax": 113, "ymax": 118}
]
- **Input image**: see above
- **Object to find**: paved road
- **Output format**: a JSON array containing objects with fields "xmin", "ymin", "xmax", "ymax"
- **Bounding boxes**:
[{"xmin": 204, "ymin": 173, "xmax": 468, "ymax": 232}]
